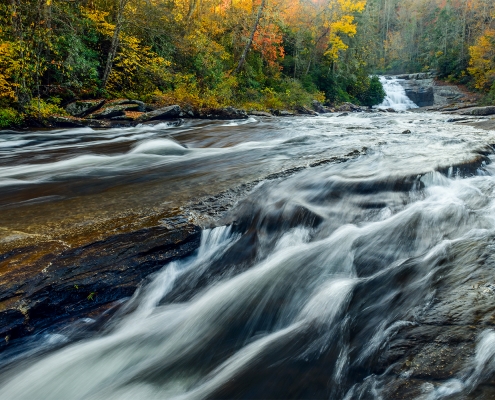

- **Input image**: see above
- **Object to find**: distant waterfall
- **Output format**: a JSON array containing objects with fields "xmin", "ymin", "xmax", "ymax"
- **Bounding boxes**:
[{"xmin": 376, "ymin": 76, "xmax": 418, "ymax": 111}]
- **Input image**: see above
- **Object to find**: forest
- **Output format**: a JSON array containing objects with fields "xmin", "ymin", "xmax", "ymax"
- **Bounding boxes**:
[{"xmin": 1, "ymin": 0, "xmax": 495, "ymax": 127}]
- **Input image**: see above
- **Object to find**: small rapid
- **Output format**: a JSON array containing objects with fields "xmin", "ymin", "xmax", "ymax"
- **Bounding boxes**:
[{"xmin": 2, "ymin": 83, "xmax": 495, "ymax": 399}]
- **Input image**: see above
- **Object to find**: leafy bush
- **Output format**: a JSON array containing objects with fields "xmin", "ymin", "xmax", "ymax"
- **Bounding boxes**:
[
  {"xmin": 24, "ymin": 99, "xmax": 66, "ymax": 120},
  {"xmin": 355, "ymin": 76, "xmax": 386, "ymax": 106},
  {"xmin": 480, "ymin": 82, "xmax": 495, "ymax": 105},
  {"xmin": 0, "ymin": 107, "xmax": 24, "ymax": 128}
]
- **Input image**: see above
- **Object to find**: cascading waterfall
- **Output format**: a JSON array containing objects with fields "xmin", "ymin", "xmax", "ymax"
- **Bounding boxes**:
[{"xmin": 376, "ymin": 76, "xmax": 419, "ymax": 111}]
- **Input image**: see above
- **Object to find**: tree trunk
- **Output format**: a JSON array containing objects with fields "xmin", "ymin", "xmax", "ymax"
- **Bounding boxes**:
[
  {"xmin": 233, "ymin": 0, "xmax": 266, "ymax": 75},
  {"xmin": 304, "ymin": 27, "xmax": 329, "ymax": 76},
  {"xmin": 101, "ymin": 0, "xmax": 127, "ymax": 89},
  {"xmin": 11, "ymin": 0, "xmax": 29, "ymax": 104},
  {"xmin": 187, "ymin": 0, "xmax": 199, "ymax": 22}
]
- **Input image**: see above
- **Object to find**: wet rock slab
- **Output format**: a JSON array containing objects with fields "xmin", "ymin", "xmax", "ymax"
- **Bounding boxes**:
[
  {"xmin": 0, "ymin": 222, "xmax": 201, "ymax": 351},
  {"xmin": 361, "ymin": 238, "xmax": 495, "ymax": 398}
]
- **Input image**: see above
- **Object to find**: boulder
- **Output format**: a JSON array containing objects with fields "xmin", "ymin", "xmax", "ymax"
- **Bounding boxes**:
[
  {"xmin": 179, "ymin": 105, "xmax": 197, "ymax": 118},
  {"xmin": 459, "ymin": 106, "xmax": 495, "ymax": 116},
  {"xmin": 65, "ymin": 100, "xmax": 105, "ymax": 117},
  {"xmin": 85, "ymin": 120, "xmax": 111, "ymax": 128},
  {"xmin": 335, "ymin": 102, "xmax": 361, "ymax": 112},
  {"xmin": 123, "ymin": 100, "xmax": 147, "ymax": 112},
  {"xmin": 103, "ymin": 99, "xmax": 131, "ymax": 107},
  {"xmin": 136, "ymin": 105, "xmax": 182, "ymax": 122},
  {"xmin": 199, "ymin": 107, "xmax": 248, "ymax": 120},
  {"xmin": 312, "ymin": 100, "xmax": 329, "ymax": 113},
  {"xmin": 48, "ymin": 116, "xmax": 86, "ymax": 128},
  {"xmin": 110, "ymin": 115, "xmax": 137, "ymax": 121},
  {"xmin": 295, "ymin": 106, "xmax": 318, "ymax": 116},
  {"xmin": 405, "ymin": 86, "xmax": 434, "ymax": 107},
  {"xmin": 402, "ymin": 129, "xmax": 412, "ymax": 134},
  {"xmin": 87, "ymin": 105, "xmax": 139, "ymax": 119},
  {"xmin": 103, "ymin": 99, "xmax": 150, "ymax": 112},
  {"xmin": 48, "ymin": 116, "xmax": 110, "ymax": 128}
]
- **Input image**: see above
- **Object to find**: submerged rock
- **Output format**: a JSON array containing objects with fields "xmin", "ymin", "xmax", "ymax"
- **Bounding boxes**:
[
  {"xmin": 248, "ymin": 111, "xmax": 273, "ymax": 117},
  {"xmin": 273, "ymin": 110, "xmax": 294, "ymax": 117},
  {"xmin": 312, "ymin": 100, "xmax": 329, "ymax": 113}
]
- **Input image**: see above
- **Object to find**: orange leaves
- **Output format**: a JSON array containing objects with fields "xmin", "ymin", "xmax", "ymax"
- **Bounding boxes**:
[{"xmin": 253, "ymin": 22, "xmax": 285, "ymax": 69}]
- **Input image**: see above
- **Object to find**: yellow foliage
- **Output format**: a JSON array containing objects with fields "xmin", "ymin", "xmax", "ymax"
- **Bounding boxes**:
[
  {"xmin": 0, "ymin": 42, "xmax": 17, "ymax": 100},
  {"xmin": 325, "ymin": 0, "xmax": 366, "ymax": 61},
  {"xmin": 80, "ymin": 7, "xmax": 115, "ymax": 37},
  {"xmin": 25, "ymin": 99, "xmax": 66, "ymax": 119},
  {"xmin": 154, "ymin": 74, "xmax": 238, "ymax": 109},
  {"xmin": 107, "ymin": 33, "xmax": 173, "ymax": 96},
  {"xmin": 468, "ymin": 29, "xmax": 495, "ymax": 91},
  {"xmin": 338, "ymin": 0, "xmax": 366, "ymax": 13}
]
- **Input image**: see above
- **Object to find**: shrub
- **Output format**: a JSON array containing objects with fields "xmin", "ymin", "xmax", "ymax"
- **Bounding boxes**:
[
  {"xmin": 24, "ymin": 99, "xmax": 66, "ymax": 120},
  {"xmin": 355, "ymin": 76, "xmax": 386, "ymax": 106},
  {"xmin": 0, "ymin": 107, "xmax": 24, "ymax": 128}
]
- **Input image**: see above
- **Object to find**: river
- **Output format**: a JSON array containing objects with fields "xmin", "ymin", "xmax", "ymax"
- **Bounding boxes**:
[{"xmin": 1, "ymin": 79, "xmax": 495, "ymax": 399}]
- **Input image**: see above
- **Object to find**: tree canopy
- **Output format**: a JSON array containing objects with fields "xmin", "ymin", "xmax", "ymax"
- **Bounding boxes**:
[{"xmin": 1, "ymin": 0, "xmax": 495, "ymax": 127}]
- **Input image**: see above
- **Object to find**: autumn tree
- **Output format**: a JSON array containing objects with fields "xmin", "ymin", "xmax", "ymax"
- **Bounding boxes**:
[{"xmin": 468, "ymin": 29, "xmax": 495, "ymax": 91}]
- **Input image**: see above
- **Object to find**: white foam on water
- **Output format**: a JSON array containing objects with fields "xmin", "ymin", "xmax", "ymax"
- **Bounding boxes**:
[{"xmin": 130, "ymin": 139, "xmax": 189, "ymax": 156}]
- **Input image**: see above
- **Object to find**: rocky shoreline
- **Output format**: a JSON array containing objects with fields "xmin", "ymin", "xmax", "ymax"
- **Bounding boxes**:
[{"xmin": 3, "ymin": 98, "xmax": 393, "ymax": 131}]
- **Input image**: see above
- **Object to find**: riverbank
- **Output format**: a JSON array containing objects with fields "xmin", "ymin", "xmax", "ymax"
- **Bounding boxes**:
[{"xmin": 1, "ymin": 98, "xmax": 380, "ymax": 131}]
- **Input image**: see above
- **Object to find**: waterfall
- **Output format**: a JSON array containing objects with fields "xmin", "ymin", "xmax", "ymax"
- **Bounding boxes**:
[{"xmin": 376, "ymin": 76, "xmax": 419, "ymax": 111}]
